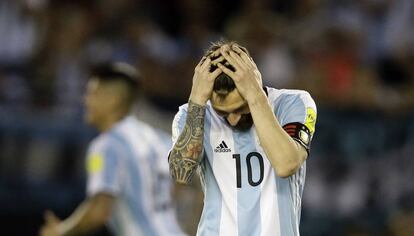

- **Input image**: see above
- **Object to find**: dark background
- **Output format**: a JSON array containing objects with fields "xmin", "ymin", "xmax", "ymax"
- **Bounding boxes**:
[{"xmin": 0, "ymin": 0, "xmax": 413, "ymax": 235}]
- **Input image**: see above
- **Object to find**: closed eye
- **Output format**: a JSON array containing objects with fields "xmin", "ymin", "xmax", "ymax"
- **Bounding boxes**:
[{"xmin": 214, "ymin": 104, "xmax": 249, "ymax": 117}]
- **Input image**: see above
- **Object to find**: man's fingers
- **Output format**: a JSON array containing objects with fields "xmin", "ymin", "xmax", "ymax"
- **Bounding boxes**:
[
  {"xmin": 195, "ymin": 56, "xmax": 207, "ymax": 70},
  {"xmin": 231, "ymin": 44, "xmax": 247, "ymax": 56},
  {"xmin": 209, "ymin": 48, "xmax": 221, "ymax": 58},
  {"xmin": 232, "ymin": 44, "xmax": 256, "ymax": 68},
  {"xmin": 211, "ymin": 55, "xmax": 225, "ymax": 65},
  {"xmin": 199, "ymin": 56, "xmax": 207, "ymax": 65},
  {"xmin": 220, "ymin": 46, "xmax": 243, "ymax": 71},
  {"xmin": 228, "ymin": 50, "xmax": 247, "ymax": 67},
  {"xmin": 209, "ymin": 67, "xmax": 222, "ymax": 80},
  {"xmin": 217, "ymin": 63, "xmax": 235, "ymax": 79},
  {"xmin": 200, "ymin": 57, "xmax": 211, "ymax": 70}
]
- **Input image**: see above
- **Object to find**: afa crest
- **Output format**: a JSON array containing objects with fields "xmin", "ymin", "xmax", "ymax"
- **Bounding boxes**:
[{"xmin": 305, "ymin": 107, "xmax": 316, "ymax": 134}]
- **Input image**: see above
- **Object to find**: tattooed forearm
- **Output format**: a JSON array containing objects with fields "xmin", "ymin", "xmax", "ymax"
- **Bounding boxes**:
[{"xmin": 169, "ymin": 101, "xmax": 206, "ymax": 184}]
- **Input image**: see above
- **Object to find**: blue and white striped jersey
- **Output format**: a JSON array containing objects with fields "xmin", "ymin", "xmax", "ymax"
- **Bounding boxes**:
[
  {"xmin": 87, "ymin": 115, "xmax": 185, "ymax": 236},
  {"xmin": 172, "ymin": 87, "xmax": 317, "ymax": 236}
]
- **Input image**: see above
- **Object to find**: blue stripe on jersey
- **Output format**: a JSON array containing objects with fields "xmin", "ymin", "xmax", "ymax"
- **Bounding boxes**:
[
  {"xmin": 197, "ymin": 113, "xmax": 222, "ymax": 236},
  {"xmin": 273, "ymin": 94, "xmax": 306, "ymax": 125},
  {"xmin": 275, "ymin": 176, "xmax": 297, "ymax": 236},
  {"xmin": 108, "ymin": 132, "xmax": 160, "ymax": 236},
  {"xmin": 102, "ymin": 146, "xmax": 119, "ymax": 191},
  {"xmin": 98, "ymin": 139, "xmax": 124, "ymax": 235},
  {"xmin": 233, "ymin": 129, "xmax": 261, "ymax": 236}
]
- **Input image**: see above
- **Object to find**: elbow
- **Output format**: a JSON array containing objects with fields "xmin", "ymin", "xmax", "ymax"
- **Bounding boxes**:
[
  {"xmin": 89, "ymin": 211, "xmax": 110, "ymax": 227},
  {"xmin": 170, "ymin": 170, "xmax": 195, "ymax": 185},
  {"xmin": 275, "ymin": 166, "xmax": 298, "ymax": 178},
  {"xmin": 168, "ymin": 160, "xmax": 190, "ymax": 185},
  {"xmin": 274, "ymin": 156, "xmax": 302, "ymax": 178},
  {"xmin": 169, "ymin": 167, "xmax": 190, "ymax": 185},
  {"xmin": 276, "ymin": 169, "xmax": 296, "ymax": 179},
  {"xmin": 273, "ymin": 146, "xmax": 307, "ymax": 178},
  {"xmin": 88, "ymin": 204, "xmax": 112, "ymax": 228},
  {"xmin": 169, "ymin": 156, "xmax": 199, "ymax": 185},
  {"xmin": 77, "ymin": 209, "xmax": 109, "ymax": 234},
  {"xmin": 174, "ymin": 178, "xmax": 191, "ymax": 185}
]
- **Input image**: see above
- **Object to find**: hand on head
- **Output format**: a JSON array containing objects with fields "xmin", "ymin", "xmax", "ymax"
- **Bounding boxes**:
[
  {"xmin": 190, "ymin": 42, "xmax": 263, "ymax": 106},
  {"xmin": 189, "ymin": 49, "xmax": 222, "ymax": 106},
  {"xmin": 216, "ymin": 44, "xmax": 263, "ymax": 104}
]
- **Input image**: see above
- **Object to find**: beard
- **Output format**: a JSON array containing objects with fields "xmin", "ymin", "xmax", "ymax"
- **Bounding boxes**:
[{"xmin": 226, "ymin": 113, "xmax": 253, "ymax": 132}]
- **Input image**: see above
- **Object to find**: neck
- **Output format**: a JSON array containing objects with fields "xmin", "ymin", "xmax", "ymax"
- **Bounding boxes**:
[{"xmin": 98, "ymin": 110, "xmax": 129, "ymax": 132}]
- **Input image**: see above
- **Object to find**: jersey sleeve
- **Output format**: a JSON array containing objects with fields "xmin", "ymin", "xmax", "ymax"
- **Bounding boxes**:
[
  {"xmin": 171, "ymin": 104, "xmax": 188, "ymax": 146},
  {"xmin": 86, "ymin": 137, "xmax": 124, "ymax": 197},
  {"xmin": 274, "ymin": 91, "xmax": 317, "ymax": 152},
  {"xmin": 170, "ymin": 103, "xmax": 207, "ymax": 164}
]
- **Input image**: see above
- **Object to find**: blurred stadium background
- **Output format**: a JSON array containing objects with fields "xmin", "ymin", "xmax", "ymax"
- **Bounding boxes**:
[{"xmin": 1, "ymin": 0, "xmax": 413, "ymax": 235}]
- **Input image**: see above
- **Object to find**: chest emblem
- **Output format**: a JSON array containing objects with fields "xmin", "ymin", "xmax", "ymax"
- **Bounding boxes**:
[{"xmin": 214, "ymin": 140, "xmax": 232, "ymax": 153}]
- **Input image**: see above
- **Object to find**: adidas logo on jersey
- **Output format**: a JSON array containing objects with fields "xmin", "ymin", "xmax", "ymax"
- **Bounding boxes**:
[{"xmin": 214, "ymin": 141, "xmax": 231, "ymax": 153}]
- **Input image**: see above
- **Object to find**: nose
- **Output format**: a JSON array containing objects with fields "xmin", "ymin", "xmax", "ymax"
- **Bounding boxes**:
[{"xmin": 227, "ymin": 113, "xmax": 241, "ymax": 126}]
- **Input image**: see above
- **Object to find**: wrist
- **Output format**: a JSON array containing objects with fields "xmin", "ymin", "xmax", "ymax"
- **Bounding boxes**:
[
  {"xmin": 245, "ymin": 89, "xmax": 267, "ymax": 106},
  {"xmin": 189, "ymin": 94, "xmax": 208, "ymax": 106},
  {"xmin": 246, "ymin": 89, "xmax": 267, "ymax": 106}
]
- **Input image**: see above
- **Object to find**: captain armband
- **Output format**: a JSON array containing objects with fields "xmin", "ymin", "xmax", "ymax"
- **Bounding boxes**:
[{"xmin": 282, "ymin": 122, "xmax": 313, "ymax": 152}]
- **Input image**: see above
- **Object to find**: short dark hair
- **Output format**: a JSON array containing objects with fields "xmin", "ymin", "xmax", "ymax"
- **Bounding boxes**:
[
  {"xmin": 204, "ymin": 40, "xmax": 250, "ymax": 95},
  {"xmin": 90, "ymin": 62, "xmax": 141, "ymax": 105},
  {"xmin": 90, "ymin": 62, "xmax": 141, "ymax": 88}
]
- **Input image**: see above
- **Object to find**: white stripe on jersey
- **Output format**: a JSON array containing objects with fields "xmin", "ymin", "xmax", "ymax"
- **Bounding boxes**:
[
  {"xmin": 209, "ymin": 118, "xmax": 238, "ymax": 236},
  {"xmin": 255, "ymin": 130, "xmax": 281, "ymax": 236}
]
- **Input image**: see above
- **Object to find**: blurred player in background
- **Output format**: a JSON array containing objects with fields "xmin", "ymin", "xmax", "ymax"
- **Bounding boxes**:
[
  {"xmin": 169, "ymin": 41, "xmax": 317, "ymax": 236},
  {"xmin": 40, "ymin": 63, "xmax": 185, "ymax": 236}
]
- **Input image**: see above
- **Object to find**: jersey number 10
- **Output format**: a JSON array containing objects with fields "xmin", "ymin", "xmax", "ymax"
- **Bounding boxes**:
[{"xmin": 232, "ymin": 152, "xmax": 264, "ymax": 188}]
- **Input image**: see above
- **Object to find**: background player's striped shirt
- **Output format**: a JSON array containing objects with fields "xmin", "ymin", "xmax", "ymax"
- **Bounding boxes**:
[
  {"xmin": 87, "ymin": 115, "xmax": 185, "ymax": 236},
  {"xmin": 172, "ymin": 87, "xmax": 317, "ymax": 236}
]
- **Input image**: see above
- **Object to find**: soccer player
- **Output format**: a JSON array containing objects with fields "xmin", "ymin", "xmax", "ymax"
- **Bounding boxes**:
[
  {"xmin": 169, "ymin": 41, "xmax": 317, "ymax": 236},
  {"xmin": 40, "ymin": 63, "xmax": 185, "ymax": 236}
]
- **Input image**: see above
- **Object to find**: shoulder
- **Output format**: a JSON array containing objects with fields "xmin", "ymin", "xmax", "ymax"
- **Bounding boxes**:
[
  {"xmin": 173, "ymin": 102, "xmax": 216, "ymax": 124},
  {"xmin": 267, "ymin": 87, "xmax": 316, "ymax": 110},
  {"xmin": 114, "ymin": 115, "xmax": 154, "ymax": 137},
  {"xmin": 118, "ymin": 116, "xmax": 166, "ymax": 142},
  {"xmin": 267, "ymin": 87, "xmax": 317, "ymax": 131},
  {"xmin": 89, "ymin": 117, "xmax": 138, "ymax": 153},
  {"xmin": 115, "ymin": 115, "xmax": 141, "ymax": 132},
  {"xmin": 172, "ymin": 103, "xmax": 189, "ymax": 122},
  {"xmin": 177, "ymin": 103, "xmax": 189, "ymax": 113},
  {"xmin": 175, "ymin": 102, "xmax": 216, "ymax": 116},
  {"xmin": 266, "ymin": 87, "xmax": 314, "ymax": 103},
  {"xmin": 88, "ymin": 132, "xmax": 114, "ymax": 155}
]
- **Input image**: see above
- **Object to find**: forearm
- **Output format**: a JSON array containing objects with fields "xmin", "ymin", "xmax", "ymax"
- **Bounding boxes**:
[
  {"xmin": 57, "ymin": 203, "xmax": 97, "ymax": 236},
  {"xmin": 58, "ymin": 197, "xmax": 109, "ymax": 236},
  {"xmin": 248, "ymin": 94, "xmax": 305, "ymax": 177},
  {"xmin": 169, "ymin": 101, "xmax": 206, "ymax": 184}
]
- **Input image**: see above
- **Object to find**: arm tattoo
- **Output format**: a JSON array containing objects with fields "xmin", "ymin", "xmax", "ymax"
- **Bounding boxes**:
[{"xmin": 169, "ymin": 101, "xmax": 205, "ymax": 184}]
